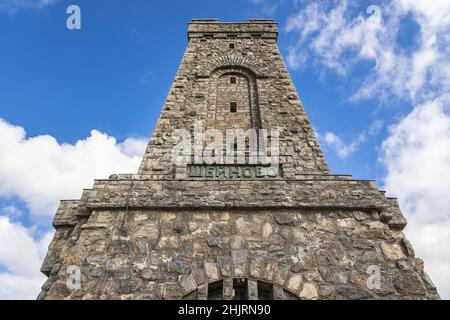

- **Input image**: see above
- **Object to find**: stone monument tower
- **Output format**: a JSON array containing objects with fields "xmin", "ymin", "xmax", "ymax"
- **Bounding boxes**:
[{"xmin": 38, "ymin": 19, "xmax": 439, "ymax": 300}]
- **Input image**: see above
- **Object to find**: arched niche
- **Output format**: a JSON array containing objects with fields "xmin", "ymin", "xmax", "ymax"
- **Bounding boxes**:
[
  {"xmin": 207, "ymin": 66, "xmax": 262, "ymax": 131},
  {"xmin": 181, "ymin": 278, "xmax": 301, "ymax": 300}
]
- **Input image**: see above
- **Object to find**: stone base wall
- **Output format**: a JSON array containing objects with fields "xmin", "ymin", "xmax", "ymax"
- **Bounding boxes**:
[{"xmin": 39, "ymin": 208, "xmax": 439, "ymax": 300}]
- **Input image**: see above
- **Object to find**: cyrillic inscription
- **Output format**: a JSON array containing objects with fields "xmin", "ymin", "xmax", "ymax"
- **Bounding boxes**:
[{"xmin": 188, "ymin": 165, "xmax": 281, "ymax": 179}]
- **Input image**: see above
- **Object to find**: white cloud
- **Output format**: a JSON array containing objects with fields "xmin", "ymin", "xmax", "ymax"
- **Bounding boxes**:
[
  {"xmin": 248, "ymin": 0, "xmax": 278, "ymax": 17},
  {"xmin": 322, "ymin": 120, "xmax": 383, "ymax": 159},
  {"xmin": 0, "ymin": 0, "xmax": 58, "ymax": 14},
  {"xmin": 0, "ymin": 118, "xmax": 148, "ymax": 219},
  {"xmin": 323, "ymin": 132, "xmax": 355, "ymax": 159},
  {"xmin": 0, "ymin": 216, "xmax": 53, "ymax": 299},
  {"xmin": 285, "ymin": 0, "xmax": 450, "ymax": 103},
  {"xmin": 119, "ymin": 137, "xmax": 149, "ymax": 157},
  {"xmin": 0, "ymin": 118, "xmax": 148, "ymax": 299},
  {"xmin": 285, "ymin": 1, "xmax": 450, "ymax": 298},
  {"xmin": 382, "ymin": 95, "xmax": 450, "ymax": 299},
  {"xmin": 382, "ymin": 97, "xmax": 450, "ymax": 224}
]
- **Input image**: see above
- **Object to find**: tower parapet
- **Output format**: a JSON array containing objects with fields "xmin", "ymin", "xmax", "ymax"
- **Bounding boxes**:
[{"xmin": 188, "ymin": 19, "xmax": 278, "ymax": 40}]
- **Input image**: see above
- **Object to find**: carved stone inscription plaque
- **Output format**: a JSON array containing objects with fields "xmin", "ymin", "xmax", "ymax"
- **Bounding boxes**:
[{"xmin": 188, "ymin": 165, "xmax": 282, "ymax": 179}]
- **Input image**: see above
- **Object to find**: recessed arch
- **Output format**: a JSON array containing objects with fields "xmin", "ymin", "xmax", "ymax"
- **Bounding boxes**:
[
  {"xmin": 257, "ymin": 280, "xmax": 274, "ymax": 300},
  {"xmin": 182, "ymin": 290, "xmax": 198, "ymax": 300},
  {"xmin": 208, "ymin": 66, "xmax": 262, "ymax": 131},
  {"xmin": 176, "ymin": 258, "xmax": 303, "ymax": 300},
  {"xmin": 207, "ymin": 280, "xmax": 224, "ymax": 300},
  {"xmin": 207, "ymin": 54, "xmax": 260, "ymax": 76}
]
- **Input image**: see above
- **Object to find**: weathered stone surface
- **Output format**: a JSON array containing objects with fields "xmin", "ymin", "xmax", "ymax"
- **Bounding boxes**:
[
  {"xmin": 381, "ymin": 242, "xmax": 406, "ymax": 261},
  {"xmin": 274, "ymin": 213, "xmax": 297, "ymax": 226},
  {"xmin": 336, "ymin": 285, "xmax": 374, "ymax": 300},
  {"xmin": 134, "ymin": 222, "xmax": 159, "ymax": 240},
  {"xmin": 229, "ymin": 235, "xmax": 247, "ymax": 250},
  {"xmin": 299, "ymin": 283, "xmax": 319, "ymax": 300},
  {"xmin": 421, "ymin": 271, "xmax": 437, "ymax": 290},
  {"xmin": 394, "ymin": 272, "xmax": 426, "ymax": 296},
  {"xmin": 53, "ymin": 201, "xmax": 80, "ymax": 227},
  {"xmin": 385, "ymin": 199, "xmax": 408, "ymax": 230},
  {"xmin": 262, "ymin": 223, "xmax": 273, "ymax": 238},
  {"xmin": 248, "ymin": 280, "xmax": 258, "ymax": 300},
  {"xmin": 178, "ymin": 274, "xmax": 197, "ymax": 295},
  {"xmin": 204, "ymin": 262, "xmax": 220, "ymax": 281},
  {"xmin": 38, "ymin": 19, "xmax": 439, "ymax": 301},
  {"xmin": 262, "ymin": 261, "xmax": 278, "ymax": 281},
  {"xmin": 82, "ymin": 179, "xmax": 389, "ymax": 210},
  {"xmin": 217, "ymin": 256, "xmax": 232, "ymax": 278},
  {"xmin": 235, "ymin": 217, "xmax": 252, "ymax": 235},
  {"xmin": 232, "ymin": 250, "xmax": 249, "ymax": 278},
  {"xmin": 206, "ymin": 238, "xmax": 221, "ymax": 248},
  {"xmin": 402, "ymin": 238, "xmax": 415, "ymax": 257},
  {"xmin": 39, "ymin": 209, "xmax": 439, "ymax": 300},
  {"xmin": 223, "ymin": 279, "xmax": 233, "ymax": 300},
  {"xmin": 164, "ymin": 282, "xmax": 182, "ymax": 300},
  {"xmin": 191, "ymin": 264, "xmax": 206, "ymax": 286},
  {"xmin": 290, "ymin": 262, "xmax": 307, "ymax": 273},
  {"xmin": 172, "ymin": 220, "xmax": 186, "ymax": 233},
  {"xmin": 286, "ymin": 274, "xmax": 303, "ymax": 293}
]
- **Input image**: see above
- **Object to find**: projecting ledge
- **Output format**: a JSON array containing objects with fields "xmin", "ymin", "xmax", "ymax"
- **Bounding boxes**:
[{"xmin": 80, "ymin": 179, "xmax": 389, "ymax": 211}]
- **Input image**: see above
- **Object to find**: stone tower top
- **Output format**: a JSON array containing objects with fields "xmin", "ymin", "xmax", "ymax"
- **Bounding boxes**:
[
  {"xmin": 188, "ymin": 19, "xmax": 278, "ymax": 40},
  {"xmin": 138, "ymin": 18, "xmax": 329, "ymax": 177}
]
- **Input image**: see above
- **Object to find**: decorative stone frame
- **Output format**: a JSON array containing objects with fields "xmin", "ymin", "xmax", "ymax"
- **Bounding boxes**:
[
  {"xmin": 208, "ymin": 65, "xmax": 262, "ymax": 130},
  {"xmin": 176, "ymin": 257, "xmax": 302, "ymax": 300}
]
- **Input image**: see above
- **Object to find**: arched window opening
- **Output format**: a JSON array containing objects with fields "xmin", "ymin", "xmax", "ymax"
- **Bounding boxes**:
[
  {"xmin": 257, "ymin": 281, "xmax": 274, "ymax": 300},
  {"xmin": 206, "ymin": 278, "xmax": 292, "ymax": 300},
  {"xmin": 209, "ymin": 66, "xmax": 262, "ymax": 132},
  {"xmin": 230, "ymin": 101, "xmax": 237, "ymax": 112},
  {"xmin": 284, "ymin": 289, "xmax": 300, "ymax": 300},
  {"xmin": 182, "ymin": 290, "xmax": 198, "ymax": 300},
  {"xmin": 207, "ymin": 280, "xmax": 223, "ymax": 300},
  {"xmin": 233, "ymin": 278, "xmax": 248, "ymax": 300}
]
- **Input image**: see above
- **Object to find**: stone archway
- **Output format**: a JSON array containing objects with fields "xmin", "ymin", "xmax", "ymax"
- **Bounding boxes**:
[
  {"xmin": 177, "ymin": 257, "xmax": 304, "ymax": 300},
  {"xmin": 208, "ymin": 66, "xmax": 262, "ymax": 131}
]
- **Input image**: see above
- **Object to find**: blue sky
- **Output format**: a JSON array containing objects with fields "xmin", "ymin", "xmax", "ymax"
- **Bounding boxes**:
[
  {"xmin": 0, "ymin": 0, "xmax": 392, "ymax": 180},
  {"xmin": 0, "ymin": 0, "xmax": 449, "ymax": 299}
]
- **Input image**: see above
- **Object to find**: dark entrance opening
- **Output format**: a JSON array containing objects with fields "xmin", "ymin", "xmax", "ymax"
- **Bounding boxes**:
[
  {"xmin": 207, "ymin": 280, "xmax": 223, "ymax": 300},
  {"xmin": 257, "ymin": 281, "xmax": 274, "ymax": 300},
  {"xmin": 233, "ymin": 278, "xmax": 248, "ymax": 300},
  {"xmin": 230, "ymin": 101, "xmax": 237, "ymax": 112}
]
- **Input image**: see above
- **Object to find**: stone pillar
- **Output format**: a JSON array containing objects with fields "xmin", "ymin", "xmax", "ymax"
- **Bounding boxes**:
[
  {"xmin": 197, "ymin": 283, "xmax": 208, "ymax": 300},
  {"xmin": 223, "ymin": 279, "xmax": 233, "ymax": 300},
  {"xmin": 248, "ymin": 280, "xmax": 258, "ymax": 300},
  {"xmin": 273, "ymin": 286, "xmax": 285, "ymax": 300}
]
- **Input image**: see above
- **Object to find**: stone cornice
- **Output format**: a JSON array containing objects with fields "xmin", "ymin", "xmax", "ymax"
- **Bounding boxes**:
[
  {"xmin": 78, "ymin": 178, "xmax": 388, "ymax": 211},
  {"xmin": 188, "ymin": 19, "xmax": 278, "ymax": 40}
]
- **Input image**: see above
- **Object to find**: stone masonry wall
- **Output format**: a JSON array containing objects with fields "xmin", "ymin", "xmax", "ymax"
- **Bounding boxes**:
[
  {"xmin": 137, "ymin": 19, "xmax": 329, "ymax": 178},
  {"xmin": 39, "ymin": 205, "xmax": 438, "ymax": 300}
]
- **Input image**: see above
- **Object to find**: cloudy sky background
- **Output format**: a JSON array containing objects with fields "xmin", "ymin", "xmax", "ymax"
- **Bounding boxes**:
[{"xmin": 0, "ymin": 0, "xmax": 449, "ymax": 299}]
